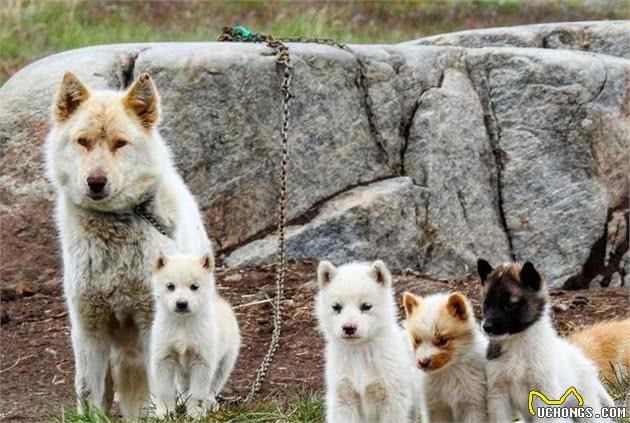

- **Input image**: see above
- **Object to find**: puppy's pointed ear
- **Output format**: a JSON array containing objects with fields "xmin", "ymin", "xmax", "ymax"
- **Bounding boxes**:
[
  {"xmin": 53, "ymin": 72, "xmax": 89, "ymax": 123},
  {"xmin": 446, "ymin": 292, "xmax": 469, "ymax": 321},
  {"xmin": 153, "ymin": 253, "xmax": 167, "ymax": 272},
  {"xmin": 402, "ymin": 292, "xmax": 421, "ymax": 318},
  {"xmin": 520, "ymin": 261, "xmax": 541, "ymax": 291},
  {"xmin": 123, "ymin": 73, "xmax": 159, "ymax": 129},
  {"xmin": 201, "ymin": 253, "xmax": 215, "ymax": 273},
  {"xmin": 477, "ymin": 259, "xmax": 493, "ymax": 285},
  {"xmin": 317, "ymin": 261, "xmax": 336, "ymax": 289},
  {"xmin": 370, "ymin": 260, "xmax": 392, "ymax": 287}
]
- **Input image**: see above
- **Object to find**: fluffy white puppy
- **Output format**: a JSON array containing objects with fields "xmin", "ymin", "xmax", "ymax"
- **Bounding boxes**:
[
  {"xmin": 149, "ymin": 253, "xmax": 240, "ymax": 418},
  {"xmin": 316, "ymin": 260, "xmax": 421, "ymax": 423}
]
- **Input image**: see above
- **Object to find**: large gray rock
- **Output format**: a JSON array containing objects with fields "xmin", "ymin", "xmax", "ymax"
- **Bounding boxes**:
[
  {"xmin": 1, "ymin": 22, "xmax": 628, "ymax": 289},
  {"xmin": 410, "ymin": 21, "xmax": 630, "ymax": 60},
  {"xmin": 226, "ymin": 177, "xmax": 425, "ymax": 270}
]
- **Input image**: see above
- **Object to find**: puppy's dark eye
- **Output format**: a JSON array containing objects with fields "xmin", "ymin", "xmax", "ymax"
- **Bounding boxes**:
[
  {"xmin": 190, "ymin": 283, "xmax": 199, "ymax": 291},
  {"xmin": 332, "ymin": 303, "xmax": 342, "ymax": 313},
  {"xmin": 434, "ymin": 336, "xmax": 448, "ymax": 347},
  {"xmin": 360, "ymin": 303, "xmax": 373, "ymax": 312},
  {"xmin": 166, "ymin": 283, "xmax": 175, "ymax": 291},
  {"xmin": 113, "ymin": 139, "xmax": 127, "ymax": 150},
  {"xmin": 77, "ymin": 138, "xmax": 89, "ymax": 148}
]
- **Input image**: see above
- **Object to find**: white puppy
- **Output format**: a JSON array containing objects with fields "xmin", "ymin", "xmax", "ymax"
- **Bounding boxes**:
[
  {"xmin": 149, "ymin": 253, "xmax": 240, "ymax": 418},
  {"xmin": 478, "ymin": 259, "xmax": 615, "ymax": 423},
  {"xmin": 316, "ymin": 260, "xmax": 420, "ymax": 423}
]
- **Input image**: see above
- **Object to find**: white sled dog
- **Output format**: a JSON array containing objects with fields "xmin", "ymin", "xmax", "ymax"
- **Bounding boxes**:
[
  {"xmin": 316, "ymin": 260, "xmax": 421, "ymax": 423},
  {"xmin": 150, "ymin": 253, "xmax": 240, "ymax": 418},
  {"xmin": 45, "ymin": 72, "xmax": 210, "ymax": 418}
]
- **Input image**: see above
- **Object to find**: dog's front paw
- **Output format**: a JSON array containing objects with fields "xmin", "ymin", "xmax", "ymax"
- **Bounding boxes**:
[
  {"xmin": 155, "ymin": 400, "xmax": 174, "ymax": 418},
  {"xmin": 186, "ymin": 399, "xmax": 210, "ymax": 419}
]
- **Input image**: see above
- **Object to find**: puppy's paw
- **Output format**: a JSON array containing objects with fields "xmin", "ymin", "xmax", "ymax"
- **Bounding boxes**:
[
  {"xmin": 186, "ymin": 399, "xmax": 210, "ymax": 419},
  {"xmin": 155, "ymin": 400, "xmax": 174, "ymax": 418}
]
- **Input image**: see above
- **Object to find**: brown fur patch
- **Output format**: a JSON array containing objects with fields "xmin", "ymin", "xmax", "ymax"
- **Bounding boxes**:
[
  {"xmin": 336, "ymin": 378, "xmax": 360, "ymax": 406},
  {"xmin": 364, "ymin": 382, "xmax": 387, "ymax": 404},
  {"xmin": 436, "ymin": 302, "xmax": 474, "ymax": 341},
  {"xmin": 54, "ymin": 72, "xmax": 89, "ymax": 122},
  {"xmin": 429, "ymin": 349, "xmax": 455, "ymax": 370},
  {"xmin": 446, "ymin": 292, "xmax": 468, "ymax": 321},
  {"xmin": 402, "ymin": 291, "xmax": 421, "ymax": 318},
  {"xmin": 570, "ymin": 319, "xmax": 630, "ymax": 382}
]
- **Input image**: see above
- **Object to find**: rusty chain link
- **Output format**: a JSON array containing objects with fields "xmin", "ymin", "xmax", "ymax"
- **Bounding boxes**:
[
  {"xmin": 216, "ymin": 26, "xmax": 366, "ymax": 406},
  {"xmin": 217, "ymin": 26, "xmax": 291, "ymax": 405}
]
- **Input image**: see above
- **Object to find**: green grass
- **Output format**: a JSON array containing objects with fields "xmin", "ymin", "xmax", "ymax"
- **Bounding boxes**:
[
  {"xmin": 56, "ymin": 394, "xmax": 324, "ymax": 423},
  {"xmin": 2, "ymin": 0, "xmax": 630, "ymax": 84},
  {"xmin": 606, "ymin": 368, "xmax": 630, "ymax": 423}
]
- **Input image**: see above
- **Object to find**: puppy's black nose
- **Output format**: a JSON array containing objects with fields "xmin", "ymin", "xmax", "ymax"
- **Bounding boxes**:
[
  {"xmin": 483, "ymin": 320, "xmax": 495, "ymax": 334},
  {"xmin": 342, "ymin": 325, "xmax": 357, "ymax": 336},
  {"xmin": 176, "ymin": 300, "xmax": 188, "ymax": 311},
  {"xmin": 87, "ymin": 175, "xmax": 107, "ymax": 194},
  {"xmin": 417, "ymin": 358, "xmax": 431, "ymax": 369}
]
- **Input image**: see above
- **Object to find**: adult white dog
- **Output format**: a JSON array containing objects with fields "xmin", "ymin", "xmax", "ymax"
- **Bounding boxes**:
[{"xmin": 45, "ymin": 72, "xmax": 210, "ymax": 417}]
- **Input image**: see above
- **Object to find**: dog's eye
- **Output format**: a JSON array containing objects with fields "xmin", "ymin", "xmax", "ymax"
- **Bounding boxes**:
[
  {"xmin": 166, "ymin": 283, "xmax": 175, "ymax": 291},
  {"xmin": 77, "ymin": 138, "xmax": 89, "ymax": 148},
  {"xmin": 414, "ymin": 337, "xmax": 423, "ymax": 347},
  {"xmin": 360, "ymin": 303, "xmax": 373, "ymax": 312},
  {"xmin": 332, "ymin": 303, "xmax": 342, "ymax": 313},
  {"xmin": 434, "ymin": 336, "xmax": 448, "ymax": 347},
  {"xmin": 190, "ymin": 283, "xmax": 199, "ymax": 291},
  {"xmin": 113, "ymin": 139, "xmax": 128, "ymax": 150}
]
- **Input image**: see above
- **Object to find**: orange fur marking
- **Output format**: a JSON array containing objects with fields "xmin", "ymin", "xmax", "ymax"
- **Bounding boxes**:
[{"xmin": 570, "ymin": 319, "xmax": 630, "ymax": 382}]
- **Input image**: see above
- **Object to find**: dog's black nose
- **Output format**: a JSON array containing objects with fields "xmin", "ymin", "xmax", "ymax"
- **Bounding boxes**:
[
  {"xmin": 87, "ymin": 175, "xmax": 108, "ymax": 194},
  {"xmin": 417, "ymin": 358, "xmax": 431, "ymax": 369},
  {"xmin": 176, "ymin": 300, "xmax": 188, "ymax": 311},
  {"xmin": 482, "ymin": 320, "xmax": 495, "ymax": 334},
  {"xmin": 342, "ymin": 325, "xmax": 357, "ymax": 336}
]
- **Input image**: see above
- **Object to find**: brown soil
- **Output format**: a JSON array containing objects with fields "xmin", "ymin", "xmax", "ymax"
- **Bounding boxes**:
[{"xmin": 1, "ymin": 261, "xmax": 628, "ymax": 422}]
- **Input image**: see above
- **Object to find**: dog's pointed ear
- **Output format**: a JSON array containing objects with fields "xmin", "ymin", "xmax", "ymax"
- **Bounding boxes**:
[
  {"xmin": 317, "ymin": 260, "xmax": 336, "ymax": 289},
  {"xmin": 402, "ymin": 292, "xmax": 421, "ymax": 318},
  {"xmin": 447, "ymin": 292, "xmax": 469, "ymax": 321},
  {"xmin": 477, "ymin": 259, "xmax": 493, "ymax": 285},
  {"xmin": 123, "ymin": 73, "xmax": 159, "ymax": 129},
  {"xmin": 53, "ymin": 72, "xmax": 90, "ymax": 123},
  {"xmin": 370, "ymin": 260, "xmax": 392, "ymax": 287},
  {"xmin": 201, "ymin": 253, "xmax": 215, "ymax": 273},
  {"xmin": 153, "ymin": 253, "xmax": 167, "ymax": 272},
  {"xmin": 520, "ymin": 261, "xmax": 541, "ymax": 291}
]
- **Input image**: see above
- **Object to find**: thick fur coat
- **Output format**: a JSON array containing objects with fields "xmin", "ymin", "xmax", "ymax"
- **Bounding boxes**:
[
  {"xmin": 478, "ymin": 260, "xmax": 615, "ymax": 423},
  {"xmin": 45, "ymin": 72, "xmax": 210, "ymax": 417},
  {"xmin": 315, "ymin": 260, "xmax": 421, "ymax": 423},
  {"xmin": 403, "ymin": 291, "xmax": 488, "ymax": 422},
  {"xmin": 149, "ymin": 254, "xmax": 240, "ymax": 418}
]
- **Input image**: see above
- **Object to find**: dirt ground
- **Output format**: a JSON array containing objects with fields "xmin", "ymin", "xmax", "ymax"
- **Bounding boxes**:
[{"xmin": 1, "ymin": 260, "xmax": 628, "ymax": 422}]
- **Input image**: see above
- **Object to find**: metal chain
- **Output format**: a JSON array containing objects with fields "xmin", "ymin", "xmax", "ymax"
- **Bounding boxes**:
[
  {"xmin": 216, "ymin": 26, "xmax": 363, "ymax": 406},
  {"xmin": 134, "ymin": 205, "xmax": 169, "ymax": 238},
  {"xmin": 217, "ymin": 26, "xmax": 291, "ymax": 405}
]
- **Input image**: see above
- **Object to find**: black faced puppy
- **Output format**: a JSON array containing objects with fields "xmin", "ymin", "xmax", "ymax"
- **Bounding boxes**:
[{"xmin": 477, "ymin": 259, "xmax": 614, "ymax": 423}]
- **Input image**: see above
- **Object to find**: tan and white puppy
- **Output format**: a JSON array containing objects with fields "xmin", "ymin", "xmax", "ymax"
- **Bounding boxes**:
[
  {"xmin": 316, "ymin": 260, "xmax": 421, "ymax": 423},
  {"xmin": 149, "ymin": 253, "xmax": 240, "ymax": 418},
  {"xmin": 403, "ymin": 291, "xmax": 488, "ymax": 422}
]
